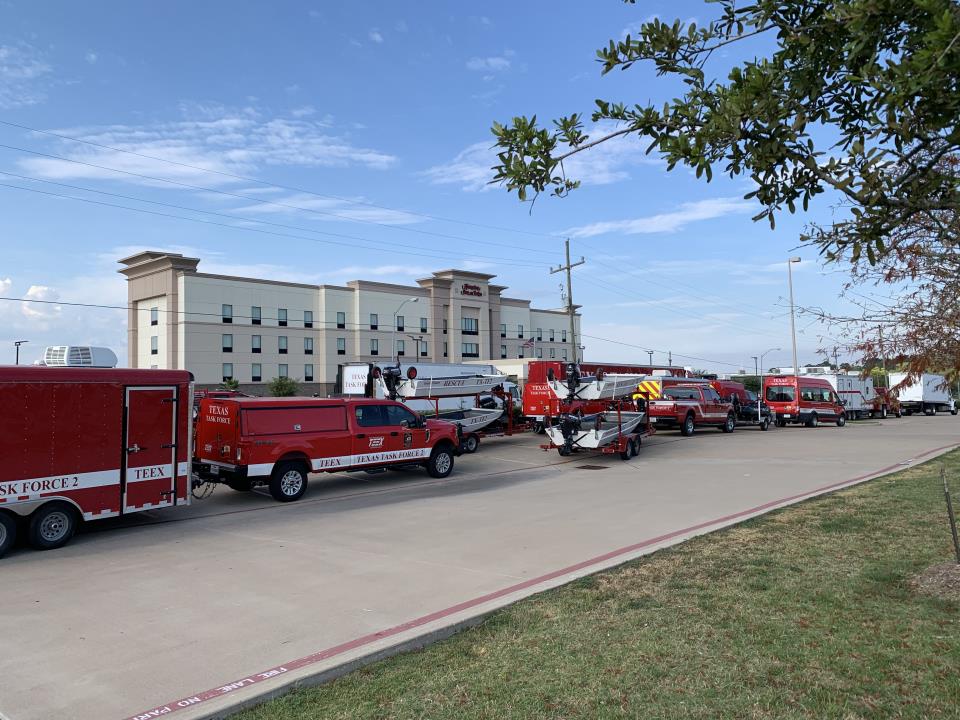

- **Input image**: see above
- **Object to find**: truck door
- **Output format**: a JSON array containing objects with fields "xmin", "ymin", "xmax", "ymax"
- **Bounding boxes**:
[
  {"xmin": 351, "ymin": 404, "xmax": 403, "ymax": 466},
  {"xmin": 385, "ymin": 403, "xmax": 430, "ymax": 462},
  {"xmin": 123, "ymin": 386, "xmax": 178, "ymax": 513}
]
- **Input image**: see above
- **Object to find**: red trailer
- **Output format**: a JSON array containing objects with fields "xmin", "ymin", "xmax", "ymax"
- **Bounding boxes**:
[{"xmin": 0, "ymin": 366, "xmax": 194, "ymax": 557}]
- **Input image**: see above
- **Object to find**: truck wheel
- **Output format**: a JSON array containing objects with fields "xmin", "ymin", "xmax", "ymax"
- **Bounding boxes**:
[
  {"xmin": 227, "ymin": 479, "xmax": 253, "ymax": 492},
  {"xmin": 269, "ymin": 462, "xmax": 308, "ymax": 502},
  {"xmin": 680, "ymin": 413, "xmax": 695, "ymax": 436},
  {"xmin": 721, "ymin": 414, "xmax": 735, "ymax": 433},
  {"xmin": 836, "ymin": 412, "xmax": 846, "ymax": 427},
  {"xmin": 28, "ymin": 502, "xmax": 77, "ymax": 551},
  {"xmin": 880, "ymin": 405, "xmax": 888, "ymax": 419},
  {"xmin": 760, "ymin": 417, "xmax": 769, "ymax": 431},
  {"xmin": 462, "ymin": 434, "xmax": 480, "ymax": 454},
  {"xmin": 895, "ymin": 408, "xmax": 902, "ymax": 418},
  {"xmin": 806, "ymin": 413, "xmax": 819, "ymax": 428},
  {"xmin": 533, "ymin": 422, "xmax": 546, "ymax": 435},
  {"xmin": 0, "ymin": 512, "xmax": 16, "ymax": 558},
  {"xmin": 951, "ymin": 408, "xmax": 958, "ymax": 416},
  {"xmin": 426, "ymin": 445, "xmax": 455, "ymax": 478}
]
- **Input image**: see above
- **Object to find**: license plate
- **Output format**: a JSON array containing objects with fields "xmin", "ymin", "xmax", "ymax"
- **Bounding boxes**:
[
  {"xmin": 782, "ymin": 414, "xmax": 792, "ymax": 419},
  {"xmin": 209, "ymin": 464, "xmax": 219, "ymax": 476}
]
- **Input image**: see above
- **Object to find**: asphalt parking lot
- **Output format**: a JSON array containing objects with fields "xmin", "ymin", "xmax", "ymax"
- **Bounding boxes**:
[{"xmin": 1, "ymin": 415, "xmax": 957, "ymax": 720}]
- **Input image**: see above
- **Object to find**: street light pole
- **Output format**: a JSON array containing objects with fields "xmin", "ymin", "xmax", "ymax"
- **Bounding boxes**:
[
  {"xmin": 758, "ymin": 347, "xmax": 781, "ymax": 423},
  {"xmin": 787, "ymin": 257, "xmax": 802, "ymax": 373},
  {"xmin": 647, "ymin": 350, "xmax": 653, "ymax": 366},
  {"xmin": 393, "ymin": 297, "xmax": 418, "ymax": 365},
  {"xmin": 14, "ymin": 340, "xmax": 28, "ymax": 365}
]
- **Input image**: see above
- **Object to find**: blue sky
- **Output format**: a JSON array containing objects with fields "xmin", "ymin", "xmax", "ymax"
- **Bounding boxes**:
[{"xmin": 0, "ymin": 1, "xmax": 854, "ymax": 371}]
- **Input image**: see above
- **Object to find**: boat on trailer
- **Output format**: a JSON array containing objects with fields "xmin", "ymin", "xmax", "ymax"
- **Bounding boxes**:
[
  {"xmin": 435, "ymin": 406, "xmax": 504, "ymax": 432},
  {"xmin": 544, "ymin": 410, "xmax": 648, "ymax": 450},
  {"xmin": 375, "ymin": 365, "xmax": 507, "ymax": 399},
  {"xmin": 546, "ymin": 366, "xmax": 646, "ymax": 402}
]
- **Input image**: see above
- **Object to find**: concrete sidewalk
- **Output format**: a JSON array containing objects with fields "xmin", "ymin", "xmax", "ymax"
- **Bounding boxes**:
[{"xmin": 1, "ymin": 416, "xmax": 956, "ymax": 720}]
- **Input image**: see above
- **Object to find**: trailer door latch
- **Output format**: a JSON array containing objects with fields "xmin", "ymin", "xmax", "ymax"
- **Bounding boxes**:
[{"xmin": 127, "ymin": 444, "xmax": 142, "ymax": 453}]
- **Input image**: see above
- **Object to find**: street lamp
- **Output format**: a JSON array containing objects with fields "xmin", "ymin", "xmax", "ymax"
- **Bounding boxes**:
[
  {"xmin": 787, "ymin": 257, "xmax": 802, "ymax": 374},
  {"xmin": 758, "ymin": 347, "xmax": 781, "ymax": 423},
  {"xmin": 393, "ymin": 297, "xmax": 418, "ymax": 363},
  {"xmin": 647, "ymin": 350, "xmax": 654, "ymax": 366},
  {"xmin": 14, "ymin": 340, "xmax": 28, "ymax": 365}
]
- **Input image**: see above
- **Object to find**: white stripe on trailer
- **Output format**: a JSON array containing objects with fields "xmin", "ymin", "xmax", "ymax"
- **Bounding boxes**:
[{"xmin": 0, "ymin": 468, "xmax": 120, "ymax": 503}]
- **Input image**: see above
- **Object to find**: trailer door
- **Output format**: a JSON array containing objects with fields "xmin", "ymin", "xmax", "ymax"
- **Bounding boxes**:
[{"xmin": 123, "ymin": 386, "xmax": 178, "ymax": 514}]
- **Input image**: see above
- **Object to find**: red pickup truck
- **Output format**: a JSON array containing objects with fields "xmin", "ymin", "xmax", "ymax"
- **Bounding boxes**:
[
  {"xmin": 193, "ymin": 397, "xmax": 461, "ymax": 501},
  {"xmin": 648, "ymin": 384, "xmax": 736, "ymax": 435}
]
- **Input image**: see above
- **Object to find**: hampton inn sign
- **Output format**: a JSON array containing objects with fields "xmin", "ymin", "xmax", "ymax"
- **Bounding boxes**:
[{"xmin": 460, "ymin": 283, "xmax": 483, "ymax": 297}]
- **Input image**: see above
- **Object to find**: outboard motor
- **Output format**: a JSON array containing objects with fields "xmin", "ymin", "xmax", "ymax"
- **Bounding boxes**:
[
  {"xmin": 564, "ymin": 363, "xmax": 582, "ymax": 401},
  {"xmin": 557, "ymin": 413, "xmax": 583, "ymax": 455},
  {"xmin": 378, "ymin": 364, "xmax": 403, "ymax": 400}
]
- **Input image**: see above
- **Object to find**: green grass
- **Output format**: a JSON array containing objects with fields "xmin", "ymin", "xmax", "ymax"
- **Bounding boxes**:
[{"xmin": 237, "ymin": 453, "xmax": 960, "ymax": 720}]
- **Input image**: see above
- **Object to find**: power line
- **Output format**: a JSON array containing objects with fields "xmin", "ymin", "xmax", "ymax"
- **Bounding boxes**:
[
  {"xmin": 578, "ymin": 332, "xmax": 744, "ymax": 368},
  {"xmin": 0, "ymin": 141, "xmax": 548, "ymax": 255},
  {"xmin": 0, "ymin": 181, "xmax": 546, "ymax": 269},
  {"xmin": 0, "ymin": 118, "xmax": 558, "ymax": 239},
  {"xmin": 0, "ymin": 170, "xmax": 543, "ymax": 269}
]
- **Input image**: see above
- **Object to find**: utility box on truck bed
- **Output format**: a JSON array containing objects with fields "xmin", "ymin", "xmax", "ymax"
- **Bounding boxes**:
[{"xmin": 0, "ymin": 366, "xmax": 194, "ymax": 557}]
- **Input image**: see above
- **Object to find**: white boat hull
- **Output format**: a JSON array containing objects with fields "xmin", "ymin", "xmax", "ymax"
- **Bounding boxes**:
[
  {"xmin": 381, "ymin": 374, "xmax": 507, "ymax": 399},
  {"xmin": 545, "ymin": 411, "xmax": 647, "ymax": 449},
  {"xmin": 547, "ymin": 373, "xmax": 645, "ymax": 401},
  {"xmin": 435, "ymin": 407, "xmax": 504, "ymax": 432}
]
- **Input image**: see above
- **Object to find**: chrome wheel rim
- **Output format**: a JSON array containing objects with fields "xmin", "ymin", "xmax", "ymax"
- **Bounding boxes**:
[
  {"xmin": 281, "ymin": 471, "xmax": 303, "ymax": 496},
  {"xmin": 40, "ymin": 511, "xmax": 69, "ymax": 543},
  {"xmin": 435, "ymin": 453, "xmax": 451, "ymax": 474},
  {"xmin": 0, "ymin": 522, "xmax": 7, "ymax": 547}
]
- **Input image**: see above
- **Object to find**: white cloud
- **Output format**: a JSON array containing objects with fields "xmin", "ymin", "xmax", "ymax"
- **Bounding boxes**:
[
  {"xmin": 466, "ymin": 54, "xmax": 512, "ymax": 72},
  {"xmin": 18, "ymin": 105, "xmax": 399, "ymax": 186},
  {"xmin": 565, "ymin": 197, "xmax": 752, "ymax": 238},
  {"xmin": 0, "ymin": 278, "xmax": 10, "ymax": 296},
  {"xmin": 230, "ymin": 192, "xmax": 421, "ymax": 225},
  {"xmin": 290, "ymin": 105, "xmax": 315, "ymax": 118},
  {"xmin": 395, "ymin": 20, "xmax": 408, "ymax": 32},
  {"xmin": 0, "ymin": 43, "xmax": 52, "ymax": 108},
  {"xmin": 421, "ymin": 122, "xmax": 661, "ymax": 192},
  {"xmin": 369, "ymin": 29, "xmax": 384, "ymax": 43},
  {"xmin": 21, "ymin": 285, "xmax": 61, "ymax": 320},
  {"xmin": 84, "ymin": 51, "xmax": 98, "ymax": 65}
]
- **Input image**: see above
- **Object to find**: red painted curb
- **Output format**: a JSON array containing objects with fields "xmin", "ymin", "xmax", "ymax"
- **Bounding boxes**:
[{"xmin": 124, "ymin": 443, "xmax": 956, "ymax": 720}]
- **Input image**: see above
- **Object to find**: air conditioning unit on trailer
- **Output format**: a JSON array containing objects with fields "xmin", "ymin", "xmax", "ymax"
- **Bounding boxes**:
[{"xmin": 41, "ymin": 346, "xmax": 119, "ymax": 368}]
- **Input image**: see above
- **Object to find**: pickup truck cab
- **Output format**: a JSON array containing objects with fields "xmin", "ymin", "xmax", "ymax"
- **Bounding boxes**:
[
  {"xmin": 193, "ymin": 396, "xmax": 461, "ymax": 501},
  {"xmin": 764, "ymin": 375, "xmax": 846, "ymax": 427},
  {"xmin": 648, "ymin": 384, "xmax": 736, "ymax": 435}
]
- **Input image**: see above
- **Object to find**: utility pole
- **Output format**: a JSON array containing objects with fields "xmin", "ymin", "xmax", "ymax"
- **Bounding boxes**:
[
  {"xmin": 647, "ymin": 350, "xmax": 654, "ymax": 366},
  {"xmin": 668, "ymin": 351, "xmax": 672, "ymax": 366},
  {"xmin": 550, "ymin": 238, "xmax": 585, "ymax": 364},
  {"xmin": 833, "ymin": 346, "xmax": 839, "ymax": 371}
]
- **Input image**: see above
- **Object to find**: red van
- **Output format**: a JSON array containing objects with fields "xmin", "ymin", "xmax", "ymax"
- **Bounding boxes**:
[
  {"xmin": 192, "ymin": 396, "xmax": 461, "ymax": 501},
  {"xmin": 763, "ymin": 375, "xmax": 847, "ymax": 428}
]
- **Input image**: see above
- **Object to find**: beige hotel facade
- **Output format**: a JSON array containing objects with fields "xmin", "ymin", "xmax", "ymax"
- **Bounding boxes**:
[{"xmin": 119, "ymin": 251, "xmax": 580, "ymax": 393}]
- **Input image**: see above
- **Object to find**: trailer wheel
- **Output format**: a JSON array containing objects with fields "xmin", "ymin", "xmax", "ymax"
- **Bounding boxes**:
[
  {"xmin": 426, "ymin": 445, "xmax": 455, "ymax": 478},
  {"xmin": 880, "ymin": 405, "xmax": 888, "ymax": 419},
  {"xmin": 680, "ymin": 413, "xmax": 695, "ymax": 436},
  {"xmin": 558, "ymin": 445, "xmax": 572, "ymax": 456},
  {"xmin": 533, "ymin": 422, "xmax": 546, "ymax": 435},
  {"xmin": 759, "ymin": 417, "xmax": 770, "ymax": 431},
  {"xmin": 462, "ymin": 434, "xmax": 480, "ymax": 454},
  {"xmin": 721, "ymin": 413, "xmax": 736, "ymax": 433},
  {"xmin": 27, "ymin": 502, "xmax": 77, "ymax": 551},
  {"xmin": 0, "ymin": 512, "xmax": 16, "ymax": 558},
  {"xmin": 806, "ymin": 413, "xmax": 819, "ymax": 428},
  {"xmin": 895, "ymin": 408, "xmax": 902, "ymax": 418},
  {"xmin": 268, "ymin": 462, "xmax": 308, "ymax": 502},
  {"xmin": 836, "ymin": 412, "xmax": 846, "ymax": 427}
]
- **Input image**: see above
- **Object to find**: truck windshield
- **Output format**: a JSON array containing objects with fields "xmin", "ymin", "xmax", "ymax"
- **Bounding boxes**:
[{"xmin": 766, "ymin": 386, "xmax": 795, "ymax": 402}]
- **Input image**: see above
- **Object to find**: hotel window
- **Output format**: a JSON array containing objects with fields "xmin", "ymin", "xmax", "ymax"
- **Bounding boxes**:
[
  {"xmin": 518, "ymin": 324, "xmax": 524, "ymax": 339},
  {"xmin": 500, "ymin": 323, "xmax": 506, "ymax": 338},
  {"xmin": 536, "ymin": 347, "xmax": 543, "ymax": 358},
  {"xmin": 562, "ymin": 349, "xmax": 568, "ymax": 360},
  {"xmin": 420, "ymin": 317, "xmax": 428, "ymax": 333},
  {"xmin": 396, "ymin": 315, "xmax": 404, "ymax": 332},
  {"xmin": 443, "ymin": 341, "xmax": 448, "ymax": 358},
  {"xmin": 252, "ymin": 335, "xmax": 261, "ymax": 353},
  {"xmin": 370, "ymin": 338, "xmax": 379, "ymax": 356},
  {"xmin": 251, "ymin": 306, "xmax": 261, "ymax": 325},
  {"xmin": 562, "ymin": 329, "xmax": 567, "ymax": 342},
  {"xmin": 442, "ymin": 318, "xmax": 448, "ymax": 335},
  {"xmin": 550, "ymin": 348, "xmax": 556, "ymax": 359},
  {"xmin": 337, "ymin": 337, "xmax": 346, "ymax": 355},
  {"xmin": 461, "ymin": 342, "xmax": 479, "ymax": 358},
  {"xmin": 222, "ymin": 334, "xmax": 233, "ymax": 353},
  {"xmin": 251, "ymin": 363, "xmax": 262, "ymax": 382},
  {"xmin": 370, "ymin": 313, "xmax": 378, "ymax": 330},
  {"xmin": 397, "ymin": 339, "xmax": 405, "ymax": 356},
  {"xmin": 304, "ymin": 310, "xmax": 313, "ymax": 328},
  {"xmin": 278, "ymin": 336, "xmax": 288, "ymax": 354},
  {"xmin": 150, "ymin": 307, "xmax": 158, "ymax": 326},
  {"xmin": 537, "ymin": 328, "xmax": 543, "ymax": 341},
  {"xmin": 304, "ymin": 337, "xmax": 314, "ymax": 355},
  {"xmin": 304, "ymin": 364, "xmax": 314, "ymax": 382},
  {"xmin": 278, "ymin": 308, "xmax": 288, "ymax": 327},
  {"xmin": 150, "ymin": 336, "xmax": 158, "ymax": 355},
  {"xmin": 222, "ymin": 363, "xmax": 233, "ymax": 381},
  {"xmin": 500, "ymin": 345, "xmax": 507, "ymax": 359},
  {"xmin": 420, "ymin": 341, "xmax": 428, "ymax": 357},
  {"xmin": 461, "ymin": 317, "xmax": 479, "ymax": 335},
  {"xmin": 519, "ymin": 346, "xmax": 525, "ymax": 359},
  {"xmin": 221, "ymin": 304, "xmax": 232, "ymax": 323},
  {"xmin": 279, "ymin": 363, "xmax": 288, "ymax": 378},
  {"xmin": 549, "ymin": 329, "xmax": 555, "ymax": 342},
  {"xmin": 337, "ymin": 311, "xmax": 346, "ymax": 329}
]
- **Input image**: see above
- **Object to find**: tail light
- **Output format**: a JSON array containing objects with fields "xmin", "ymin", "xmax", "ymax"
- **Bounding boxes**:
[{"xmin": 236, "ymin": 445, "xmax": 242, "ymax": 462}]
